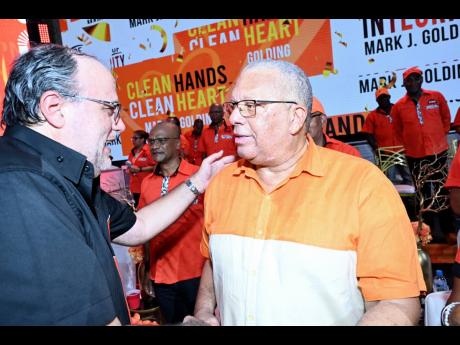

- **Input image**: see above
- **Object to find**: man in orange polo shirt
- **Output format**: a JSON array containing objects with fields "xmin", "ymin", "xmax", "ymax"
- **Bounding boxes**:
[
  {"xmin": 392, "ymin": 66, "xmax": 452, "ymax": 242},
  {"xmin": 197, "ymin": 103, "xmax": 237, "ymax": 161},
  {"xmin": 307, "ymin": 97, "xmax": 361, "ymax": 157},
  {"xmin": 138, "ymin": 121, "xmax": 205, "ymax": 324},
  {"xmin": 187, "ymin": 60, "xmax": 425, "ymax": 326},
  {"xmin": 361, "ymin": 87, "xmax": 412, "ymax": 185}
]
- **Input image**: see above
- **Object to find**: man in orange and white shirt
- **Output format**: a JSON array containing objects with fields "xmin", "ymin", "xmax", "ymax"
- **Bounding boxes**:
[
  {"xmin": 361, "ymin": 87, "xmax": 412, "ymax": 185},
  {"xmin": 307, "ymin": 97, "xmax": 361, "ymax": 157},
  {"xmin": 139, "ymin": 121, "xmax": 205, "ymax": 323},
  {"xmin": 189, "ymin": 60, "xmax": 425, "ymax": 326}
]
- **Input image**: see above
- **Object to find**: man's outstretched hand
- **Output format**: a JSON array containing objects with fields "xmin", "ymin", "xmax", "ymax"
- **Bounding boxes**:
[{"xmin": 190, "ymin": 150, "xmax": 235, "ymax": 192}]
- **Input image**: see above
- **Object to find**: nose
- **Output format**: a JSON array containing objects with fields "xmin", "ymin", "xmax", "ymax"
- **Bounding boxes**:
[
  {"xmin": 229, "ymin": 106, "xmax": 244, "ymax": 126},
  {"xmin": 113, "ymin": 117, "xmax": 126, "ymax": 132}
]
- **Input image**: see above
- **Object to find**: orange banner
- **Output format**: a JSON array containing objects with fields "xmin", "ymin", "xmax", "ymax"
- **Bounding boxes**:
[
  {"xmin": 114, "ymin": 19, "xmax": 333, "ymax": 156},
  {"xmin": 0, "ymin": 19, "xmax": 28, "ymax": 136}
]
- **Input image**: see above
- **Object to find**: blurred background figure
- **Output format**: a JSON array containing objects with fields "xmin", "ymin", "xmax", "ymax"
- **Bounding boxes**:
[
  {"xmin": 198, "ymin": 103, "xmax": 237, "ymax": 161},
  {"xmin": 307, "ymin": 97, "xmax": 361, "ymax": 157},
  {"xmin": 127, "ymin": 129, "xmax": 155, "ymax": 208},
  {"xmin": 361, "ymin": 87, "xmax": 413, "ymax": 185},
  {"xmin": 184, "ymin": 118, "xmax": 204, "ymax": 166},
  {"xmin": 166, "ymin": 115, "xmax": 191, "ymax": 160}
]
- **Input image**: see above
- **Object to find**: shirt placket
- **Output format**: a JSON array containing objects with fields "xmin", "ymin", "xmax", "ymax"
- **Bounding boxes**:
[{"xmin": 245, "ymin": 194, "xmax": 272, "ymax": 325}]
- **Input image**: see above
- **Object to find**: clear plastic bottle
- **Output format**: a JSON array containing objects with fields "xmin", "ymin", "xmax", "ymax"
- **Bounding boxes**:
[{"xmin": 433, "ymin": 269, "xmax": 449, "ymax": 292}]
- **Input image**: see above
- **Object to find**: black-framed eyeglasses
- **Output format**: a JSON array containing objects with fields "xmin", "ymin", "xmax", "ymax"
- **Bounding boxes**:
[
  {"xmin": 131, "ymin": 136, "xmax": 142, "ymax": 140},
  {"xmin": 65, "ymin": 95, "xmax": 122, "ymax": 124},
  {"xmin": 147, "ymin": 137, "xmax": 180, "ymax": 146},
  {"xmin": 223, "ymin": 100, "xmax": 297, "ymax": 117}
]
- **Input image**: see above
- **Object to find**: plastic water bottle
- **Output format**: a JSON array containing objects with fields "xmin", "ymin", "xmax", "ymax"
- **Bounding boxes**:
[{"xmin": 433, "ymin": 269, "xmax": 449, "ymax": 292}]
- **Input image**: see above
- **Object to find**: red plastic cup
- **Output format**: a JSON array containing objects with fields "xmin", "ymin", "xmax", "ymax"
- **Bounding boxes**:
[{"xmin": 127, "ymin": 289, "xmax": 141, "ymax": 310}]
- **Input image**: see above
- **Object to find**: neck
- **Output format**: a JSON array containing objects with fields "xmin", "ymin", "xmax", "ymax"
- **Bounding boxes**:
[
  {"xmin": 380, "ymin": 103, "xmax": 393, "ymax": 114},
  {"xmin": 159, "ymin": 157, "xmax": 181, "ymax": 176},
  {"xmin": 318, "ymin": 133, "xmax": 326, "ymax": 147},
  {"xmin": 256, "ymin": 139, "xmax": 308, "ymax": 193},
  {"xmin": 408, "ymin": 89, "xmax": 422, "ymax": 101}
]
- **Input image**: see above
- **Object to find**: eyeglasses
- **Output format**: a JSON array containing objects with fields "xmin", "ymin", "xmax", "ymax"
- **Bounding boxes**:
[
  {"xmin": 64, "ymin": 95, "xmax": 122, "ymax": 124},
  {"xmin": 131, "ymin": 136, "xmax": 142, "ymax": 140},
  {"xmin": 223, "ymin": 100, "xmax": 297, "ymax": 117},
  {"xmin": 147, "ymin": 137, "xmax": 180, "ymax": 146}
]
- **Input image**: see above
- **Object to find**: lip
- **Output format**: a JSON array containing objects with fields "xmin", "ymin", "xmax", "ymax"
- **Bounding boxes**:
[{"xmin": 234, "ymin": 135, "xmax": 252, "ymax": 144}]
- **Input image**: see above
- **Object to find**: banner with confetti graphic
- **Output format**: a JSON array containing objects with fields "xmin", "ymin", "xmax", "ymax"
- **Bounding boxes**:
[
  {"xmin": 61, "ymin": 19, "xmax": 460, "ymax": 160},
  {"xmin": 0, "ymin": 19, "xmax": 29, "ymax": 136}
]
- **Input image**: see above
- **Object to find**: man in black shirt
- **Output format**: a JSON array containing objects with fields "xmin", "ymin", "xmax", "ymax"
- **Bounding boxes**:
[{"xmin": 0, "ymin": 44, "xmax": 234, "ymax": 325}]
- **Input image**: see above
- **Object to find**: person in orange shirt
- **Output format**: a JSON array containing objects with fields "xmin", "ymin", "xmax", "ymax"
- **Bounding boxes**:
[
  {"xmin": 186, "ymin": 60, "xmax": 424, "ymax": 326},
  {"xmin": 307, "ymin": 97, "xmax": 361, "ymax": 157},
  {"xmin": 392, "ymin": 67, "xmax": 452, "ymax": 242},
  {"xmin": 127, "ymin": 129, "xmax": 155, "ymax": 207},
  {"xmin": 443, "ymin": 152, "xmax": 460, "ymax": 326},
  {"xmin": 452, "ymin": 107, "xmax": 460, "ymax": 135},
  {"xmin": 308, "ymin": 97, "xmax": 361, "ymax": 157},
  {"xmin": 197, "ymin": 103, "xmax": 237, "ymax": 160},
  {"xmin": 361, "ymin": 87, "xmax": 412, "ymax": 185},
  {"xmin": 184, "ymin": 118, "xmax": 204, "ymax": 166},
  {"xmin": 165, "ymin": 115, "xmax": 191, "ymax": 160},
  {"xmin": 139, "ymin": 121, "xmax": 205, "ymax": 323}
]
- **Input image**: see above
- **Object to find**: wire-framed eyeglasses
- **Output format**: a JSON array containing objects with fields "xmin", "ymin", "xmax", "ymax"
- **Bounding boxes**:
[
  {"xmin": 223, "ymin": 100, "xmax": 297, "ymax": 117},
  {"xmin": 147, "ymin": 137, "xmax": 180, "ymax": 146},
  {"xmin": 65, "ymin": 95, "xmax": 122, "ymax": 124}
]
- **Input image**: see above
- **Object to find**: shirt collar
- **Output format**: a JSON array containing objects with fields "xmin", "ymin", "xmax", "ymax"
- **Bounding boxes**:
[
  {"xmin": 232, "ymin": 135, "xmax": 325, "ymax": 179},
  {"xmin": 4, "ymin": 125, "xmax": 94, "ymax": 198},
  {"xmin": 154, "ymin": 158, "xmax": 195, "ymax": 177},
  {"xmin": 402, "ymin": 88, "xmax": 432, "ymax": 102}
]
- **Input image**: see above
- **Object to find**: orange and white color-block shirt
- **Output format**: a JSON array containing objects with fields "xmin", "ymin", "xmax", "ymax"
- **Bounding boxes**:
[{"xmin": 201, "ymin": 136, "xmax": 425, "ymax": 325}]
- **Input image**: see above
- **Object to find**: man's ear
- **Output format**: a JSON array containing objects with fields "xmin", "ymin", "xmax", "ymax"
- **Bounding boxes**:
[
  {"xmin": 289, "ymin": 105, "xmax": 308, "ymax": 135},
  {"xmin": 39, "ymin": 90, "xmax": 66, "ymax": 128}
]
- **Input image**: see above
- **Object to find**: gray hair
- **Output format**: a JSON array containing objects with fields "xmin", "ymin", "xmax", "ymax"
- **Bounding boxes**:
[
  {"xmin": 240, "ymin": 59, "xmax": 313, "ymax": 115},
  {"xmin": 1, "ymin": 44, "xmax": 95, "ymax": 127}
]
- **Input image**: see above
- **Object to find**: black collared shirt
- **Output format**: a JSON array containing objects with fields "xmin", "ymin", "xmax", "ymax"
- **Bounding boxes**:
[{"xmin": 0, "ymin": 125, "xmax": 136, "ymax": 325}]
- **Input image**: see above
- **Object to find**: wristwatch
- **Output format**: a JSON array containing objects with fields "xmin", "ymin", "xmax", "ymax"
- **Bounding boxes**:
[
  {"xmin": 185, "ymin": 179, "xmax": 202, "ymax": 196},
  {"xmin": 441, "ymin": 302, "xmax": 460, "ymax": 326}
]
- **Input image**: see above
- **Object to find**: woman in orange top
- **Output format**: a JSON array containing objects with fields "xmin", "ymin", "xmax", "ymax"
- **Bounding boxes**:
[{"xmin": 127, "ymin": 130, "xmax": 155, "ymax": 207}]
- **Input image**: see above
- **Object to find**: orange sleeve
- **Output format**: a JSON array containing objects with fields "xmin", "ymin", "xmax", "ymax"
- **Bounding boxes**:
[
  {"xmin": 453, "ymin": 107, "xmax": 460, "ymax": 128},
  {"xmin": 390, "ymin": 104, "xmax": 403, "ymax": 144},
  {"xmin": 438, "ymin": 92, "xmax": 451, "ymax": 134},
  {"xmin": 356, "ymin": 167, "xmax": 426, "ymax": 300},
  {"xmin": 445, "ymin": 150, "xmax": 460, "ymax": 189}
]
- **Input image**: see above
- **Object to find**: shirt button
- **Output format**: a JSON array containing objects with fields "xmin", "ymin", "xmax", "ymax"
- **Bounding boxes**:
[
  {"xmin": 84, "ymin": 165, "xmax": 90, "ymax": 172},
  {"xmin": 57, "ymin": 155, "xmax": 64, "ymax": 163}
]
